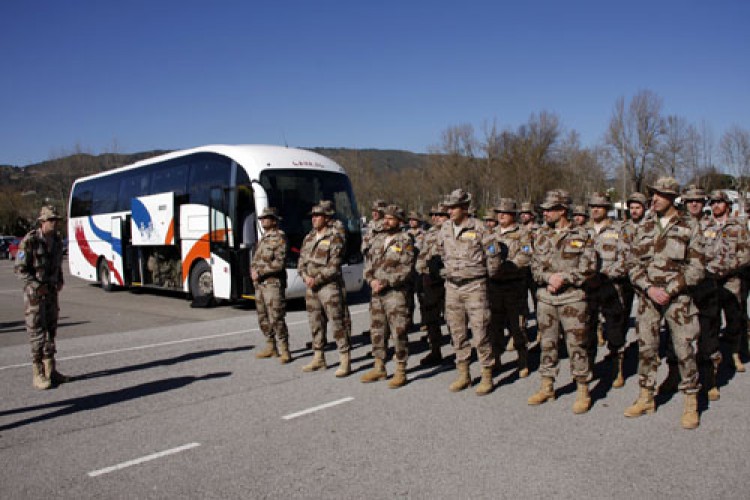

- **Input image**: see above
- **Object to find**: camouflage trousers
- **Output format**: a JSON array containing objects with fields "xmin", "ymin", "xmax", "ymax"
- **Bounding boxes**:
[
  {"xmin": 488, "ymin": 279, "xmax": 527, "ymax": 357},
  {"xmin": 421, "ymin": 279, "xmax": 445, "ymax": 347},
  {"xmin": 537, "ymin": 299, "xmax": 590, "ymax": 382},
  {"xmin": 666, "ymin": 278, "xmax": 720, "ymax": 365},
  {"xmin": 255, "ymin": 279, "xmax": 289, "ymax": 342},
  {"xmin": 586, "ymin": 279, "xmax": 626, "ymax": 353},
  {"xmin": 24, "ymin": 285, "xmax": 59, "ymax": 362},
  {"xmin": 305, "ymin": 281, "xmax": 350, "ymax": 353},
  {"xmin": 444, "ymin": 279, "xmax": 493, "ymax": 367},
  {"xmin": 718, "ymin": 276, "xmax": 746, "ymax": 355},
  {"xmin": 369, "ymin": 288, "xmax": 409, "ymax": 362},
  {"xmin": 636, "ymin": 294, "xmax": 700, "ymax": 393}
]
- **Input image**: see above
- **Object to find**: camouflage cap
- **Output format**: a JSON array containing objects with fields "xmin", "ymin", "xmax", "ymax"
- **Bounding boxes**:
[
  {"xmin": 519, "ymin": 201, "xmax": 536, "ymax": 214},
  {"xmin": 258, "ymin": 207, "xmax": 281, "ymax": 220},
  {"xmin": 588, "ymin": 192, "xmax": 612, "ymax": 208},
  {"xmin": 709, "ymin": 190, "xmax": 732, "ymax": 204},
  {"xmin": 482, "ymin": 214, "xmax": 496, "ymax": 222},
  {"xmin": 627, "ymin": 192, "xmax": 648, "ymax": 206},
  {"xmin": 539, "ymin": 190, "xmax": 571, "ymax": 210},
  {"xmin": 38, "ymin": 205, "xmax": 62, "ymax": 221},
  {"xmin": 407, "ymin": 210, "xmax": 423, "ymax": 222},
  {"xmin": 383, "ymin": 204, "xmax": 407, "ymax": 222},
  {"xmin": 572, "ymin": 205, "xmax": 589, "ymax": 217},
  {"xmin": 430, "ymin": 204, "xmax": 449, "ymax": 216},
  {"xmin": 443, "ymin": 188, "xmax": 472, "ymax": 207},
  {"xmin": 371, "ymin": 199, "xmax": 387, "ymax": 213},
  {"xmin": 648, "ymin": 177, "xmax": 680, "ymax": 196},
  {"xmin": 493, "ymin": 198, "xmax": 517, "ymax": 214},
  {"xmin": 310, "ymin": 200, "xmax": 335, "ymax": 216},
  {"xmin": 681, "ymin": 185, "xmax": 707, "ymax": 202}
]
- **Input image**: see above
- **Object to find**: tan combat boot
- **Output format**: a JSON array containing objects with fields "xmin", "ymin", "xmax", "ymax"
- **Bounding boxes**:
[
  {"xmin": 657, "ymin": 363, "xmax": 680, "ymax": 394},
  {"xmin": 506, "ymin": 337, "xmax": 516, "ymax": 352},
  {"xmin": 334, "ymin": 352, "xmax": 351, "ymax": 377},
  {"xmin": 449, "ymin": 361, "xmax": 472, "ymax": 392},
  {"xmin": 32, "ymin": 361, "xmax": 51, "ymax": 390},
  {"xmin": 278, "ymin": 340, "xmax": 292, "ymax": 364},
  {"xmin": 528, "ymin": 377, "xmax": 555, "ymax": 405},
  {"xmin": 43, "ymin": 357, "xmax": 69, "ymax": 385},
  {"xmin": 517, "ymin": 346, "xmax": 529, "ymax": 378},
  {"xmin": 361, "ymin": 358, "xmax": 387, "ymax": 383},
  {"xmin": 388, "ymin": 361, "xmax": 407, "ymax": 389},
  {"xmin": 733, "ymin": 353, "xmax": 745, "ymax": 373},
  {"xmin": 624, "ymin": 387, "xmax": 656, "ymax": 417},
  {"xmin": 707, "ymin": 357, "xmax": 720, "ymax": 401},
  {"xmin": 475, "ymin": 366, "xmax": 494, "ymax": 396},
  {"xmin": 255, "ymin": 339, "xmax": 279, "ymax": 359},
  {"xmin": 597, "ymin": 322, "xmax": 605, "ymax": 347},
  {"xmin": 680, "ymin": 393, "xmax": 700, "ymax": 429},
  {"xmin": 612, "ymin": 352, "xmax": 625, "ymax": 388},
  {"xmin": 572, "ymin": 382, "xmax": 591, "ymax": 414},
  {"xmin": 302, "ymin": 350, "xmax": 327, "ymax": 372}
]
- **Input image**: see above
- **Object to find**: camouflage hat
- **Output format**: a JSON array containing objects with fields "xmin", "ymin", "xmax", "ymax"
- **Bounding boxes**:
[
  {"xmin": 258, "ymin": 207, "xmax": 280, "ymax": 220},
  {"xmin": 572, "ymin": 205, "xmax": 589, "ymax": 217},
  {"xmin": 310, "ymin": 200, "xmax": 335, "ymax": 216},
  {"xmin": 539, "ymin": 190, "xmax": 571, "ymax": 210},
  {"xmin": 430, "ymin": 204, "xmax": 449, "ymax": 216},
  {"xmin": 681, "ymin": 185, "xmax": 707, "ymax": 202},
  {"xmin": 587, "ymin": 192, "xmax": 612, "ymax": 208},
  {"xmin": 482, "ymin": 214, "xmax": 496, "ymax": 222},
  {"xmin": 38, "ymin": 205, "xmax": 62, "ymax": 221},
  {"xmin": 443, "ymin": 188, "xmax": 472, "ymax": 207},
  {"xmin": 371, "ymin": 199, "xmax": 387, "ymax": 213},
  {"xmin": 627, "ymin": 192, "xmax": 648, "ymax": 206},
  {"xmin": 383, "ymin": 204, "xmax": 407, "ymax": 222},
  {"xmin": 519, "ymin": 201, "xmax": 536, "ymax": 214},
  {"xmin": 493, "ymin": 198, "xmax": 517, "ymax": 214},
  {"xmin": 648, "ymin": 177, "xmax": 680, "ymax": 196},
  {"xmin": 709, "ymin": 190, "xmax": 732, "ymax": 204},
  {"xmin": 407, "ymin": 210, "xmax": 423, "ymax": 222}
]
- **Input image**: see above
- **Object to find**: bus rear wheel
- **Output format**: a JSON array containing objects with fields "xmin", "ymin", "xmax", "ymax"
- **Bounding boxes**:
[
  {"xmin": 99, "ymin": 259, "xmax": 115, "ymax": 292},
  {"xmin": 190, "ymin": 260, "xmax": 215, "ymax": 307}
]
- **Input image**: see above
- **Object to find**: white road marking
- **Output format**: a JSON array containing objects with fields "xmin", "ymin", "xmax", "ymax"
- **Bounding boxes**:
[
  {"xmin": 282, "ymin": 397, "xmax": 354, "ymax": 420},
  {"xmin": 0, "ymin": 307, "xmax": 368, "ymax": 371},
  {"xmin": 88, "ymin": 442, "xmax": 201, "ymax": 477}
]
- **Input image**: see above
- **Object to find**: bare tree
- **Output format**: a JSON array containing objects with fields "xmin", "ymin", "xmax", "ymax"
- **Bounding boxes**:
[{"xmin": 720, "ymin": 125, "xmax": 750, "ymax": 211}]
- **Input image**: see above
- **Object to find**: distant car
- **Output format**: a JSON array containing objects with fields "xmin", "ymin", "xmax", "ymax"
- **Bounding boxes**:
[{"xmin": 8, "ymin": 237, "xmax": 21, "ymax": 260}]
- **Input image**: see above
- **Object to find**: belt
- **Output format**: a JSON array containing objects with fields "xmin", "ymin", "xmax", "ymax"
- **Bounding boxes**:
[{"xmin": 447, "ymin": 276, "xmax": 485, "ymax": 287}]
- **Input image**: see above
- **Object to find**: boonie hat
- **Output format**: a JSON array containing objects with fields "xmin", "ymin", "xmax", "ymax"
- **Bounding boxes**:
[
  {"xmin": 648, "ymin": 177, "xmax": 680, "ymax": 196},
  {"xmin": 540, "ymin": 190, "xmax": 571, "ymax": 210},
  {"xmin": 627, "ymin": 192, "xmax": 648, "ymax": 206},
  {"xmin": 588, "ymin": 192, "xmax": 612, "ymax": 208},
  {"xmin": 572, "ymin": 205, "xmax": 589, "ymax": 217},
  {"xmin": 258, "ymin": 207, "xmax": 281, "ymax": 220},
  {"xmin": 371, "ymin": 199, "xmax": 387, "ymax": 212},
  {"xmin": 310, "ymin": 200, "xmax": 335, "ymax": 216},
  {"xmin": 38, "ymin": 205, "xmax": 62, "ymax": 221},
  {"xmin": 709, "ymin": 190, "xmax": 731, "ymax": 204},
  {"xmin": 407, "ymin": 211, "xmax": 423, "ymax": 222},
  {"xmin": 443, "ymin": 188, "xmax": 472, "ymax": 207},
  {"xmin": 519, "ymin": 202, "xmax": 536, "ymax": 214},
  {"xmin": 682, "ymin": 185, "xmax": 707, "ymax": 202},
  {"xmin": 493, "ymin": 198, "xmax": 517, "ymax": 214},
  {"xmin": 383, "ymin": 204, "xmax": 407, "ymax": 222}
]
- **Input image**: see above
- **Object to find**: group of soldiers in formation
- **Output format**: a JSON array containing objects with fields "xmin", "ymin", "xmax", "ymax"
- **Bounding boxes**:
[{"xmin": 251, "ymin": 177, "xmax": 750, "ymax": 430}]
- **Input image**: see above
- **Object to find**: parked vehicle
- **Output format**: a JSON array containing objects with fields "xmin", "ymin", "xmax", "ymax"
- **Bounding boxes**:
[{"xmin": 8, "ymin": 237, "xmax": 21, "ymax": 260}]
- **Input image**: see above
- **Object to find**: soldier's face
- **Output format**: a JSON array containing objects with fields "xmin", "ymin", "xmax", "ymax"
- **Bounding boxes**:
[
  {"xmin": 651, "ymin": 192, "xmax": 675, "ymax": 215},
  {"xmin": 41, "ymin": 219, "xmax": 59, "ymax": 236},
  {"xmin": 498, "ymin": 212, "xmax": 514, "ymax": 228},
  {"xmin": 260, "ymin": 217, "xmax": 275, "ymax": 230},
  {"xmin": 312, "ymin": 214, "xmax": 327, "ymax": 230},
  {"xmin": 711, "ymin": 201, "xmax": 729, "ymax": 218},
  {"xmin": 448, "ymin": 205, "xmax": 467, "ymax": 224},
  {"xmin": 685, "ymin": 199, "xmax": 704, "ymax": 217},
  {"xmin": 543, "ymin": 207, "xmax": 565, "ymax": 226},
  {"xmin": 520, "ymin": 212, "xmax": 532, "ymax": 223},
  {"xmin": 383, "ymin": 215, "xmax": 401, "ymax": 230},
  {"xmin": 590, "ymin": 206, "xmax": 607, "ymax": 223},
  {"xmin": 628, "ymin": 203, "xmax": 645, "ymax": 221},
  {"xmin": 372, "ymin": 210, "xmax": 382, "ymax": 220},
  {"xmin": 409, "ymin": 219, "xmax": 419, "ymax": 228},
  {"xmin": 573, "ymin": 215, "xmax": 587, "ymax": 226}
]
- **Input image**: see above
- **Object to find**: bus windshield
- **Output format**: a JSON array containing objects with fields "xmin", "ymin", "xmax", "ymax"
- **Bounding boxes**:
[{"xmin": 259, "ymin": 169, "xmax": 362, "ymax": 265}]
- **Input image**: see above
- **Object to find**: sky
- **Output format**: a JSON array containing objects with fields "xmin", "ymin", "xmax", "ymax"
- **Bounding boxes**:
[{"xmin": 1, "ymin": 0, "xmax": 748, "ymax": 167}]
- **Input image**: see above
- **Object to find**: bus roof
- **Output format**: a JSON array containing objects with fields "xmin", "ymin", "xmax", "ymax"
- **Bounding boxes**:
[{"xmin": 73, "ymin": 144, "xmax": 347, "ymax": 184}]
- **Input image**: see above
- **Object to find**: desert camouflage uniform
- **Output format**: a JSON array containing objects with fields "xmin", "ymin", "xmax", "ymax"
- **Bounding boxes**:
[
  {"xmin": 520, "ymin": 219, "xmax": 540, "ymax": 334},
  {"xmin": 406, "ymin": 225, "xmax": 426, "ymax": 326},
  {"xmin": 629, "ymin": 212, "xmax": 705, "ymax": 392},
  {"xmin": 415, "ymin": 223, "xmax": 446, "ymax": 350},
  {"xmin": 532, "ymin": 224, "xmax": 596, "ymax": 382},
  {"xmin": 364, "ymin": 229, "xmax": 415, "ymax": 362},
  {"xmin": 437, "ymin": 217, "xmax": 493, "ymax": 368},
  {"xmin": 251, "ymin": 226, "xmax": 289, "ymax": 343},
  {"xmin": 298, "ymin": 224, "xmax": 350, "ymax": 353},
  {"xmin": 329, "ymin": 218, "xmax": 352, "ymax": 339},
  {"xmin": 620, "ymin": 216, "xmax": 645, "ymax": 338},
  {"xmin": 15, "ymin": 228, "xmax": 65, "ymax": 362}
]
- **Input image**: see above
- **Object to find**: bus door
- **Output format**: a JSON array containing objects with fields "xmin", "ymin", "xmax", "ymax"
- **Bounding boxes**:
[
  {"xmin": 209, "ymin": 187, "xmax": 232, "ymax": 299},
  {"xmin": 235, "ymin": 184, "xmax": 257, "ymax": 298},
  {"xmin": 110, "ymin": 215, "xmax": 126, "ymax": 287}
]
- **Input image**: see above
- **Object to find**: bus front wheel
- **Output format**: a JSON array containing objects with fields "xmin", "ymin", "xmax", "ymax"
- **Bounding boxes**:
[
  {"xmin": 99, "ymin": 259, "xmax": 114, "ymax": 292},
  {"xmin": 190, "ymin": 261, "xmax": 215, "ymax": 307}
]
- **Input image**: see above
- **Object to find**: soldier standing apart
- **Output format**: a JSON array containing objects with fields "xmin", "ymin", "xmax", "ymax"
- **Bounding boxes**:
[
  {"xmin": 298, "ymin": 200, "xmax": 351, "ymax": 377},
  {"xmin": 360, "ymin": 205, "xmax": 416, "ymax": 388},
  {"xmin": 585, "ymin": 193, "xmax": 628, "ymax": 388},
  {"xmin": 415, "ymin": 205, "xmax": 449, "ymax": 366},
  {"xmin": 437, "ymin": 189, "xmax": 494, "ymax": 395},
  {"xmin": 251, "ymin": 207, "xmax": 291, "ymax": 363},
  {"xmin": 625, "ymin": 177, "xmax": 704, "ymax": 429},
  {"xmin": 620, "ymin": 192, "xmax": 649, "ymax": 348},
  {"xmin": 487, "ymin": 199, "xmax": 533, "ymax": 378},
  {"xmin": 15, "ymin": 205, "xmax": 69, "ymax": 389},
  {"xmin": 528, "ymin": 190, "xmax": 596, "ymax": 414}
]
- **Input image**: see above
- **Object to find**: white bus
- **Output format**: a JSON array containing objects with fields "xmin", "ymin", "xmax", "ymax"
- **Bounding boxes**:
[{"xmin": 68, "ymin": 144, "xmax": 364, "ymax": 305}]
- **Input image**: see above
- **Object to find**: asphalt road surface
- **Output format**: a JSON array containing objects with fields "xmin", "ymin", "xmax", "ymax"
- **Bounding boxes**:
[{"xmin": 1, "ymin": 258, "xmax": 749, "ymax": 498}]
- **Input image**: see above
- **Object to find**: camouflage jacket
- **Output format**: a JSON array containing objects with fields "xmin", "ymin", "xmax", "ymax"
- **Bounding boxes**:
[
  {"xmin": 251, "ymin": 227, "xmax": 288, "ymax": 283},
  {"xmin": 297, "ymin": 226, "xmax": 344, "ymax": 289},
  {"xmin": 15, "ymin": 228, "xmax": 65, "ymax": 292},
  {"xmin": 586, "ymin": 219, "xmax": 627, "ymax": 280},
  {"xmin": 415, "ymin": 223, "xmax": 445, "ymax": 282},
  {"xmin": 437, "ymin": 217, "xmax": 490, "ymax": 281},
  {"xmin": 364, "ymin": 230, "xmax": 415, "ymax": 290},
  {"xmin": 701, "ymin": 216, "xmax": 750, "ymax": 279},
  {"xmin": 532, "ymin": 224, "xmax": 596, "ymax": 305},
  {"xmin": 407, "ymin": 227, "xmax": 426, "ymax": 252},
  {"xmin": 629, "ymin": 211, "xmax": 705, "ymax": 298},
  {"xmin": 361, "ymin": 219, "xmax": 384, "ymax": 259},
  {"xmin": 487, "ymin": 224, "xmax": 533, "ymax": 282}
]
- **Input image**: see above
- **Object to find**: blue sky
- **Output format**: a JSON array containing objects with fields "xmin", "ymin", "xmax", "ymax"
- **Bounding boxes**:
[{"xmin": 1, "ymin": 0, "xmax": 748, "ymax": 166}]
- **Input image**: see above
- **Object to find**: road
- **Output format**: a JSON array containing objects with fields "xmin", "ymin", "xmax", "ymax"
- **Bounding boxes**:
[{"xmin": 1, "ymin": 258, "xmax": 748, "ymax": 498}]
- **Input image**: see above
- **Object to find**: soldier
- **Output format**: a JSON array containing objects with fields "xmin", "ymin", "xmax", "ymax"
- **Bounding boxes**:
[
  {"xmin": 585, "ymin": 192, "xmax": 628, "ymax": 388},
  {"xmin": 437, "ymin": 189, "xmax": 494, "ymax": 395},
  {"xmin": 415, "ymin": 204, "xmax": 449, "ymax": 366},
  {"xmin": 406, "ymin": 211, "xmax": 426, "ymax": 330},
  {"xmin": 251, "ymin": 207, "xmax": 290, "ymax": 363},
  {"xmin": 572, "ymin": 205, "xmax": 589, "ymax": 228},
  {"xmin": 620, "ymin": 192, "xmax": 649, "ymax": 347},
  {"xmin": 487, "ymin": 198, "xmax": 533, "ymax": 378},
  {"xmin": 361, "ymin": 199, "xmax": 388, "ymax": 261},
  {"xmin": 297, "ymin": 200, "xmax": 351, "ymax": 377},
  {"xmin": 528, "ymin": 190, "xmax": 596, "ymax": 414},
  {"xmin": 15, "ymin": 205, "xmax": 69, "ymax": 389},
  {"xmin": 483, "ymin": 214, "xmax": 498, "ymax": 231},
  {"xmin": 360, "ymin": 205, "xmax": 416, "ymax": 388},
  {"xmin": 519, "ymin": 201, "xmax": 540, "ymax": 340},
  {"xmin": 625, "ymin": 177, "xmax": 704, "ymax": 429}
]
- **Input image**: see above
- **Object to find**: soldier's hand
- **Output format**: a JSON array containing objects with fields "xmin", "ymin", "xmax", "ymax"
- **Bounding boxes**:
[
  {"xmin": 304, "ymin": 276, "xmax": 316, "ymax": 289},
  {"xmin": 548, "ymin": 273, "xmax": 565, "ymax": 292},
  {"xmin": 370, "ymin": 279, "xmax": 383, "ymax": 294},
  {"xmin": 648, "ymin": 286, "xmax": 670, "ymax": 306},
  {"xmin": 251, "ymin": 270, "xmax": 259, "ymax": 282}
]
